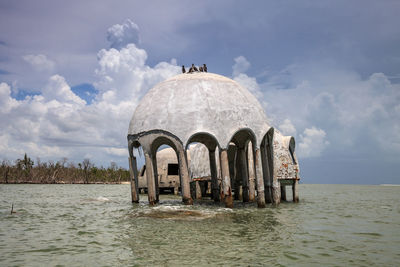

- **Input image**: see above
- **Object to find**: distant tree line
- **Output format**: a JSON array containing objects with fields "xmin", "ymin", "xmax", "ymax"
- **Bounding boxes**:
[{"xmin": 0, "ymin": 153, "xmax": 130, "ymax": 184}]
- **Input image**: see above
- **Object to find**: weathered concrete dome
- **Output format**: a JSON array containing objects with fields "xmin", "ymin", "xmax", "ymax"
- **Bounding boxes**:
[
  {"xmin": 127, "ymin": 71, "xmax": 300, "ymax": 208},
  {"xmin": 129, "ymin": 72, "xmax": 271, "ymax": 149}
]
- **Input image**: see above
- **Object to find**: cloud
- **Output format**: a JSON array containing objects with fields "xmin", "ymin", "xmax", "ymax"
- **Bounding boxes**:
[
  {"xmin": 298, "ymin": 127, "xmax": 329, "ymax": 158},
  {"xmin": 23, "ymin": 54, "xmax": 55, "ymax": 72},
  {"xmin": 42, "ymin": 75, "xmax": 86, "ymax": 105},
  {"xmin": 95, "ymin": 43, "xmax": 180, "ymax": 104},
  {"xmin": 278, "ymin": 119, "xmax": 297, "ymax": 136},
  {"xmin": 230, "ymin": 58, "xmax": 400, "ymax": 163},
  {"xmin": 233, "ymin": 73, "xmax": 262, "ymax": 98},
  {"xmin": 232, "ymin": 56, "xmax": 250, "ymax": 77},
  {"xmin": 232, "ymin": 56, "xmax": 262, "ymax": 98},
  {"xmin": 0, "ymin": 83, "xmax": 19, "ymax": 113},
  {"xmin": 107, "ymin": 19, "xmax": 140, "ymax": 49},
  {"xmin": 0, "ymin": 22, "xmax": 180, "ymax": 167}
]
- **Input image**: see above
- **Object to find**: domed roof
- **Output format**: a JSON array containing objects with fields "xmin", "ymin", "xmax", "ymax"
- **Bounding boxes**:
[{"xmin": 128, "ymin": 72, "xmax": 271, "ymax": 149}]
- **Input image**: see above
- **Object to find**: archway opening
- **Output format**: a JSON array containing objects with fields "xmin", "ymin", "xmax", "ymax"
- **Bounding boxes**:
[
  {"xmin": 228, "ymin": 128, "xmax": 257, "ymax": 203},
  {"xmin": 187, "ymin": 142, "xmax": 211, "ymax": 199},
  {"xmin": 155, "ymin": 145, "xmax": 180, "ymax": 195},
  {"xmin": 185, "ymin": 132, "xmax": 221, "ymax": 201}
]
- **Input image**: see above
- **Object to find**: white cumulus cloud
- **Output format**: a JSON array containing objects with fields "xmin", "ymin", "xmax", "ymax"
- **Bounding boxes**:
[
  {"xmin": 232, "ymin": 55, "xmax": 250, "ymax": 77},
  {"xmin": 42, "ymin": 75, "xmax": 86, "ymax": 105},
  {"xmin": 231, "ymin": 58, "xmax": 400, "ymax": 161},
  {"xmin": 23, "ymin": 54, "xmax": 55, "ymax": 72},
  {"xmin": 298, "ymin": 127, "xmax": 329, "ymax": 158},
  {"xmin": 107, "ymin": 19, "xmax": 140, "ymax": 49},
  {"xmin": 232, "ymin": 56, "xmax": 262, "ymax": 98},
  {"xmin": 279, "ymin": 119, "xmax": 297, "ymax": 136},
  {"xmin": 0, "ymin": 21, "xmax": 180, "ymax": 167}
]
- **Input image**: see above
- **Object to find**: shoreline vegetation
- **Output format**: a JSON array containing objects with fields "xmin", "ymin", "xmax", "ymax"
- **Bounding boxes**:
[{"xmin": 1, "ymin": 153, "xmax": 130, "ymax": 184}]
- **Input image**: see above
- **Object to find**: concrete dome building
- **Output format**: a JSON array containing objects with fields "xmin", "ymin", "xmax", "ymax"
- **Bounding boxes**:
[{"xmin": 127, "ymin": 72, "xmax": 299, "ymax": 208}]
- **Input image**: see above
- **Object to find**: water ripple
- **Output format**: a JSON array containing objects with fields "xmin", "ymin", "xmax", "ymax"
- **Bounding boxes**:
[{"xmin": 0, "ymin": 184, "xmax": 399, "ymax": 266}]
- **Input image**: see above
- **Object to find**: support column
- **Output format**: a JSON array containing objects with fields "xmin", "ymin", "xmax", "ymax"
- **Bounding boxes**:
[
  {"xmin": 292, "ymin": 180, "xmax": 299, "ymax": 203},
  {"xmin": 220, "ymin": 149, "xmax": 233, "ymax": 208},
  {"xmin": 144, "ymin": 152, "xmax": 156, "ymax": 205},
  {"xmin": 238, "ymin": 147, "xmax": 249, "ymax": 202},
  {"xmin": 254, "ymin": 149, "xmax": 266, "ymax": 208},
  {"xmin": 272, "ymin": 180, "xmax": 281, "ymax": 205},
  {"xmin": 247, "ymin": 146, "xmax": 256, "ymax": 202},
  {"xmin": 178, "ymin": 149, "xmax": 193, "ymax": 205},
  {"xmin": 234, "ymin": 152, "xmax": 241, "ymax": 200},
  {"xmin": 261, "ymin": 146, "xmax": 272, "ymax": 203},
  {"xmin": 128, "ymin": 156, "xmax": 139, "ymax": 203},
  {"xmin": 281, "ymin": 185, "xmax": 287, "ymax": 201},
  {"xmin": 209, "ymin": 150, "xmax": 220, "ymax": 202},
  {"xmin": 195, "ymin": 181, "xmax": 202, "ymax": 200},
  {"xmin": 152, "ymin": 155, "xmax": 159, "ymax": 203}
]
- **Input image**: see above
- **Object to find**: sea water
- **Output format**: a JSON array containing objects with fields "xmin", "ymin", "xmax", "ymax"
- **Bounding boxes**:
[{"xmin": 0, "ymin": 184, "xmax": 399, "ymax": 266}]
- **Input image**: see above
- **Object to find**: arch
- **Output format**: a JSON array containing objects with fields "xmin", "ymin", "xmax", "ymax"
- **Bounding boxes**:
[
  {"xmin": 135, "ymin": 130, "xmax": 193, "ymax": 205},
  {"xmin": 185, "ymin": 132, "xmax": 221, "ymax": 202},
  {"xmin": 185, "ymin": 132, "xmax": 220, "ymax": 152},
  {"xmin": 186, "ymin": 143, "xmax": 210, "ymax": 200},
  {"xmin": 150, "ymin": 136, "xmax": 181, "ymax": 204},
  {"xmin": 228, "ymin": 128, "xmax": 258, "ymax": 203},
  {"xmin": 151, "ymin": 136, "xmax": 180, "ymax": 156},
  {"xmin": 155, "ymin": 146, "xmax": 180, "ymax": 195},
  {"xmin": 226, "ymin": 127, "xmax": 257, "ymax": 149}
]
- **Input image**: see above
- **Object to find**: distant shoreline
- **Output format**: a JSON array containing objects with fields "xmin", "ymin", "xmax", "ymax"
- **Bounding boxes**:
[
  {"xmin": 1, "ymin": 182, "xmax": 399, "ymax": 186},
  {"xmin": 0, "ymin": 181, "xmax": 131, "ymax": 185}
]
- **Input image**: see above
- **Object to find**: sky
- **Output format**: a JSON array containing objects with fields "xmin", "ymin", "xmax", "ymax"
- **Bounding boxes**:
[{"xmin": 0, "ymin": 0, "xmax": 399, "ymax": 184}]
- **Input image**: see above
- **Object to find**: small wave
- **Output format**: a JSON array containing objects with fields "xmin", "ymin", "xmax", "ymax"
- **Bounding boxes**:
[
  {"xmin": 96, "ymin": 196, "xmax": 110, "ymax": 201},
  {"xmin": 82, "ymin": 196, "xmax": 111, "ymax": 202},
  {"xmin": 353, "ymin": 232, "xmax": 383, "ymax": 237},
  {"xmin": 132, "ymin": 205, "xmax": 226, "ymax": 220}
]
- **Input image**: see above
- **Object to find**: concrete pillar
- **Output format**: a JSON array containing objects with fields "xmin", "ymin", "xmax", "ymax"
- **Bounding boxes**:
[
  {"xmin": 265, "ymin": 185, "xmax": 272, "ymax": 203},
  {"xmin": 144, "ymin": 152, "xmax": 157, "ymax": 205},
  {"xmin": 128, "ymin": 156, "xmax": 139, "ymax": 203},
  {"xmin": 195, "ymin": 181, "xmax": 202, "ymax": 200},
  {"xmin": 152, "ymin": 155, "xmax": 159, "ymax": 203},
  {"xmin": 209, "ymin": 150, "xmax": 220, "ymax": 202},
  {"xmin": 261, "ymin": 146, "xmax": 272, "ymax": 203},
  {"xmin": 292, "ymin": 180, "xmax": 299, "ymax": 203},
  {"xmin": 247, "ymin": 146, "xmax": 256, "ymax": 202},
  {"xmin": 234, "ymin": 152, "xmax": 241, "ymax": 200},
  {"xmin": 254, "ymin": 149, "xmax": 266, "ymax": 208},
  {"xmin": 280, "ymin": 185, "xmax": 287, "ymax": 201},
  {"xmin": 178, "ymin": 149, "xmax": 193, "ymax": 205},
  {"xmin": 238, "ymin": 147, "xmax": 249, "ymax": 202},
  {"xmin": 272, "ymin": 180, "xmax": 281, "ymax": 205},
  {"xmin": 220, "ymin": 149, "xmax": 233, "ymax": 208}
]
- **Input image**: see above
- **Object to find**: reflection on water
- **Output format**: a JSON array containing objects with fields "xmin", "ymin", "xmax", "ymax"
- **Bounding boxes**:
[{"xmin": 0, "ymin": 184, "xmax": 399, "ymax": 266}]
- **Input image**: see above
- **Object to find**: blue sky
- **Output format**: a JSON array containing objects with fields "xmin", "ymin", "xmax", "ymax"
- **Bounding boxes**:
[{"xmin": 0, "ymin": 0, "xmax": 399, "ymax": 184}]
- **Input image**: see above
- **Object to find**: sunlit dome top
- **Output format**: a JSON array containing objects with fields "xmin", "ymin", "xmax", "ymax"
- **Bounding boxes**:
[{"xmin": 128, "ymin": 72, "xmax": 271, "ymax": 149}]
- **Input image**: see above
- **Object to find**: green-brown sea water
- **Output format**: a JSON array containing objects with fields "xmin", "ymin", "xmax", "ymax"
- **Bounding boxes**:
[{"xmin": 0, "ymin": 184, "xmax": 399, "ymax": 266}]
